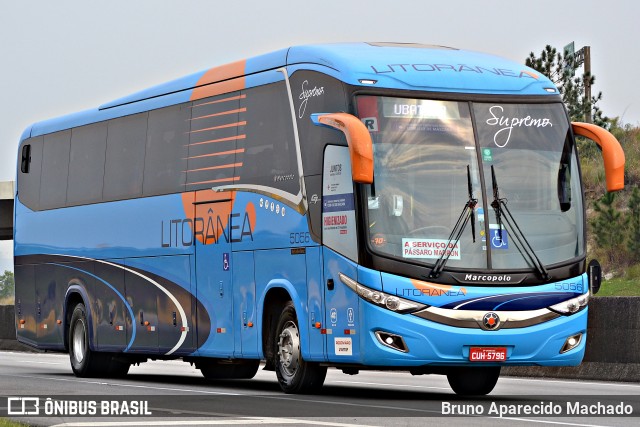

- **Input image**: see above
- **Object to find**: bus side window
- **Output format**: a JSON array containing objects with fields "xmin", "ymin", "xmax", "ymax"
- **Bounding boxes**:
[
  {"xmin": 67, "ymin": 122, "xmax": 108, "ymax": 206},
  {"xmin": 40, "ymin": 130, "xmax": 71, "ymax": 210},
  {"xmin": 239, "ymin": 81, "xmax": 299, "ymax": 196},
  {"xmin": 104, "ymin": 113, "xmax": 148, "ymax": 201},
  {"xmin": 187, "ymin": 93, "xmax": 241, "ymax": 191},
  {"xmin": 21, "ymin": 144, "xmax": 31, "ymax": 173},
  {"xmin": 17, "ymin": 137, "xmax": 43, "ymax": 210},
  {"xmin": 143, "ymin": 104, "xmax": 190, "ymax": 196}
]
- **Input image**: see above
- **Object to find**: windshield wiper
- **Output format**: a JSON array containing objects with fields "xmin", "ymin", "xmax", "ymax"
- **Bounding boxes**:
[
  {"xmin": 429, "ymin": 165, "xmax": 477, "ymax": 279},
  {"xmin": 490, "ymin": 165, "xmax": 550, "ymax": 281}
]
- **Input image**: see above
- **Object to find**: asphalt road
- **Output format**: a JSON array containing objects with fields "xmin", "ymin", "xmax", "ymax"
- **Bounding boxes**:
[{"xmin": 1, "ymin": 351, "xmax": 639, "ymax": 426}]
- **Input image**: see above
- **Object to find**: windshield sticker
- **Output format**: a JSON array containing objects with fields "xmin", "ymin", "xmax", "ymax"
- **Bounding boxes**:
[
  {"xmin": 371, "ymin": 233, "xmax": 387, "ymax": 247},
  {"xmin": 489, "ymin": 224, "xmax": 509, "ymax": 250},
  {"xmin": 361, "ymin": 117, "xmax": 379, "ymax": 132},
  {"xmin": 402, "ymin": 238, "xmax": 461, "ymax": 260},
  {"xmin": 485, "ymin": 105, "xmax": 553, "ymax": 148}
]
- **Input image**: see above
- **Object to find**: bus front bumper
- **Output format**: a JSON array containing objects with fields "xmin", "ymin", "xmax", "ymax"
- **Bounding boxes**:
[{"xmin": 356, "ymin": 302, "xmax": 587, "ymax": 367}]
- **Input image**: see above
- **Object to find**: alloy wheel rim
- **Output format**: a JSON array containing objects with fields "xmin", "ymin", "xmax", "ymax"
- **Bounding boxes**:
[
  {"xmin": 277, "ymin": 320, "xmax": 300, "ymax": 378},
  {"xmin": 72, "ymin": 319, "xmax": 86, "ymax": 363}
]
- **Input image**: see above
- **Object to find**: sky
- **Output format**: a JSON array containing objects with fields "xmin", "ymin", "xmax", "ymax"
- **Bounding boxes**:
[{"xmin": 0, "ymin": 0, "xmax": 638, "ymax": 272}]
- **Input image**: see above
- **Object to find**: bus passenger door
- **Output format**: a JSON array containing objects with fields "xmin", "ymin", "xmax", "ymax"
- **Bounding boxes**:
[
  {"xmin": 194, "ymin": 199, "xmax": 234, "ymax": 356},
  {"xmin": 232, "ymin": 251, "xmax": 258, "ymax": 357},
  {"xmin": 321, "ymin": 145, "xmax": 360, "ymax": 363}
]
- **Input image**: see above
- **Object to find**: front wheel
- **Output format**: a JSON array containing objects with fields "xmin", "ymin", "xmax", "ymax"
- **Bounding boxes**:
[
  {"xmin": 274, "ymin": 302, "xmax": 327, "ymax": 394},
  {"xmin": 447, "ymin": 366, "xmax": 501, "ymax": 395}
]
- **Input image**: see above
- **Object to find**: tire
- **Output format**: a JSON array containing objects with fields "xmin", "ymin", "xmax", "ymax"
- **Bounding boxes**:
[
  {"xmin": 447, "ymin": 367, "xmax": 501, "ymax": 395},
  {"xmin": 200, "ymin": 360, "xmax": 260, "ymax": 380},
  {"xmin": 68, "ymin": 303, "xmax": 110, "ymax": 377},
  {"xmin": 274, "ymin": 302, "xmax": 327, "ymax": 394}
]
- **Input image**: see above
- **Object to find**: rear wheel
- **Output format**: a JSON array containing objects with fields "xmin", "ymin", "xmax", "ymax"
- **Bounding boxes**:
[
  {"xmin": 68, "ymin": 303, "xmax": 110, "ymax": 377},
  {"xmin": 274, "ymin": 302, "xmax": 326, "ymax": 394},
  {"xmin": 447, "ymin": 367, "xmax": 501, "ymax": 395}
]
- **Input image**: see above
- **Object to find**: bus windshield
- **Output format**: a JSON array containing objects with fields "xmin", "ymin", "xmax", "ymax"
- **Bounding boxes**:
[{"xmin": 357, "ymin": 96, "xmax": 584, "ymax": 272}]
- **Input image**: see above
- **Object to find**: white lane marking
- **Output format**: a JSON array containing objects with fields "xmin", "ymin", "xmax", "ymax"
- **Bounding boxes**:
[
  {"xmin": 50, "ymin": 418, "xmax": 377, "ymax": 427},
  {"xmin": 18, "ymin": 360, "xmax": 62, "ymax": 365},
  {"xmin": 333, "ymin": 380, "xmax": 449, "ymax": 391},
  {"xmin": 489, "ymin": 417, "xmax": 614, "ymax": 427},
  {"xmin": 0, "ymin": 373, "xmax": 441, "ymax": 415},
  {"xmin": 500, "ymin": 376, "xmax": 640, "ymax": 389},
  {"xmin": 1, "ymin": 373, "xmax": 239, "ymax": 395}
]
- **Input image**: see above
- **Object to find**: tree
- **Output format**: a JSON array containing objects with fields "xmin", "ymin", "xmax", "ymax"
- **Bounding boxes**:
[
  {"xmin": 525, "ymin": 45, "xmax": 608, "ymax": 129},
  {"xmin": 0, "ymin": 270, "xmax": 14, "ymax": 300},
  {"xmin": 590, "ymin": 192, "xmax": 626, "ymax": 265},
  {"xmin": 627, "ymin": 187, "xmax": 640, "ymax": 260}
]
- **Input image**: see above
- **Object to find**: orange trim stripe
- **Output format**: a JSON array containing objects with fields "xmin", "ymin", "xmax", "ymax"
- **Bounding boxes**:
[
  {"xmin": 190, "ymin": 60, "xmax": 246, "ymax": 101},
  {"xmin": 185, "ymin": 163, "xmax": 242, "ymax": 173},
  {"xmin": 191, "ymin": 108, "xmax": 246, "ymax": 121},
  {"xmin": 192, "ymin": 94, "xmax": 246, "ymax": 108},
  {"xmin": 187, "ymin": 176, "xmax": 241, "ymax": 186},
  {"xmin": 186, "ymin": 134, "xmax": 246, "ymax": 147},
  {"xmin": 185, "ymin": 148, "xmax": 245, "ymax": 160},
  {"xmin": 189, "ymin": 121, "xmax": 246, "ymax": 134}
]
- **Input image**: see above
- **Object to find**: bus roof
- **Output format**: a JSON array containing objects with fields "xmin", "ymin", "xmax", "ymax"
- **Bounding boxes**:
[{"xmin": 24, "ymin": 42, "xmax": 557, "ymax": 140}]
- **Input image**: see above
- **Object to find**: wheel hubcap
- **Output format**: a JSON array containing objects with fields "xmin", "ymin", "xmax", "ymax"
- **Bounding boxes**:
[
  {"xmin": 72, "ymin": 319, "xmax": 86, "ymax": 363},
  {"xmin": 278, "ymin": 321, "xmax": 300, "ymax": 377}
]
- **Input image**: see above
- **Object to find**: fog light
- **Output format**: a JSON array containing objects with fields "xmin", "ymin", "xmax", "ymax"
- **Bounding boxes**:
[
  {"xmin": 375, "ymin": 331, "xmax": 408, "ymax": 353},
  {"xmin": 560, "ymin": 333, "xmax": 583, "ymax": 353}
]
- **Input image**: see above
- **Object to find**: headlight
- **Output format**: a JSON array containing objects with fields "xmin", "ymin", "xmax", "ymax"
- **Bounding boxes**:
[
  {"xmin": 339, "ymin": 273, "xmax": 426, "ymax": 314},
  {"xmin": 549, "ymin": 291, "xmax": 589, "ymax": 315}
]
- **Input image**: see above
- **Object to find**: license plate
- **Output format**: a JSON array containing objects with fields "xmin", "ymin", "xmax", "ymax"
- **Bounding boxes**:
[{"xmin": 469, "ymin": 347, "xmax": 507, "ymax": 362}]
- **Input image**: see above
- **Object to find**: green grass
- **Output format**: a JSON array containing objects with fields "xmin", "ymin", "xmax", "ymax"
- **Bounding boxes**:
[
  {"xmin": 0, "ymin": 419, "xmax": 28, "ymax": 427},
  {"xmin": 593, "ymin": 277, "xmax": 640, "ymax": 296}
]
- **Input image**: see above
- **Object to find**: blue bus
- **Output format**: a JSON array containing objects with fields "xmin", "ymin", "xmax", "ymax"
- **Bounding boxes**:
[{"xmin": 14, "ymin": 43, "xmax": 625, "ymax": 395}]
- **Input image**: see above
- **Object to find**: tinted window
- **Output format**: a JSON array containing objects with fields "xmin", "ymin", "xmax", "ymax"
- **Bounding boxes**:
[
  {"xmin": 290, "ymin": 71, "xmax": 348, "ymax": 176},
  {"xmin": 17, "ymin": 137, "xmax": 43, "ymax": 210},
  {"xmin": 40, "ymin": 131, "xmax": 71, "ymax": 209},
  {"xmin": 67, "ymin": 122, "xmax": 107, "ymax": 206},
  {"xmin": 187, "ymin": 93, "xmax": 241, "ymax": 191},
  {"xmin": 238, "ymin": 82, "xmax": 299, "ymax": 195},
  {"xmin": 104, "ymin": 113, "xmax": 148, "ymax": 200},
  {"xmin": 143, "ymin": 104, "xmax": 190, "ymax": 196}
]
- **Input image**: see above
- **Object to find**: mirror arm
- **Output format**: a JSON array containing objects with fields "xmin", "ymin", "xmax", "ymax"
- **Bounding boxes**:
[
  {"xmin": 311, "ymin": 113, "xmax": 374, "ymax": 184},
  {"xmin": 572, "ymin": 122, "xmax": 625, "ymax": 192}
]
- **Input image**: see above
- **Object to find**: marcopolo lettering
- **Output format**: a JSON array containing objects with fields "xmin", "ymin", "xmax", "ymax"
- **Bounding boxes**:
[{"xmin": 464, "ymin": 274, "xmax": 512, "ymax": 282}]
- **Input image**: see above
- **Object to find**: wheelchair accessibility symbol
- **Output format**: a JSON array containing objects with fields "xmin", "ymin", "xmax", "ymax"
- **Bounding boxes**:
[{"xmin": 490, "ymin": 229, "xmax": 509, "ymax": 250}]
